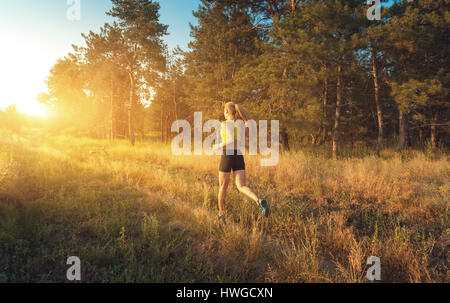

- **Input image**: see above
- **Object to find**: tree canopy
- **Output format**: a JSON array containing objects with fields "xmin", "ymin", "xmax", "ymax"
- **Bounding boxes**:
[{"xmin": 38, "ymin": 0, "xmax": 449, "ymax": 155}]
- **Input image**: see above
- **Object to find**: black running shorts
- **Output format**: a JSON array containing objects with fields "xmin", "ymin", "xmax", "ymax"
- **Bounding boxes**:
[{"xmin": 219, "ymin": 151, "xmax": 245, "ymax": 173}]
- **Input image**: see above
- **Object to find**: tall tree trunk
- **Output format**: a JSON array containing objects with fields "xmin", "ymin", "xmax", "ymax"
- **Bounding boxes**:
[
  {"xmin": 110, "ymin": 78, "xmax": 115, "ymax": 140},
  {"xmin": 291, "ymin": 0, "xmax": 297, "ymax": 13},
  {"xmin": 160, "ymin": 101, "xmax": 164, "ymax": 142},
  {"xmin": 161, "ymin": 66, "xmax": 166, "ymax": 142},
  {"xmin": 332, "ymin": 65, "xmax": 342, "ymax": 160},
  {"xmin": 430, "ymin": 111, "xmax": 438, "ymax": 149},
  {"xmin": 372, "ymin": 49, "xmax": 384, "ymax": 155},
  {"xmin": 280, "ymin": 128, "xmax": 289, "ymax": 151},
  {"xmin": 165, "ymin": 114, "xmax": 170, "ymax": 144},
  {"xmin": 320, "ymin": 77, "xmax": 328, "ymax": 145},
  {"xmin": 173, "ymin": 80, "xmax": 178, "ymax": 121},
  {"xmin": 127, "ymin": 43, "xmax": 137, "ymax": 146},
  {"xmin": 128, "ymin": 71, "xmax": 136, "ymax": 146},
  {"xmin": 419, "ymin": 126, "xmax": 423, "ymax": 145},
  {"xmin": 397, "ymin": 109, "xmax": 409, "ymax": 151}
]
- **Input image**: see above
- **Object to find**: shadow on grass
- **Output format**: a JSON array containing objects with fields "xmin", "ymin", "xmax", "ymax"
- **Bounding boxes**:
[{"xmin": 0, "ymin": 143, "xmax": 270, "ymax": 282}]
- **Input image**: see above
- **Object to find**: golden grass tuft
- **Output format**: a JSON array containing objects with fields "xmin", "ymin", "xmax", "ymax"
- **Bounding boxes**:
[{"xmin": 0, "ymin": 130, "xmax": 448, "ymax": 282}]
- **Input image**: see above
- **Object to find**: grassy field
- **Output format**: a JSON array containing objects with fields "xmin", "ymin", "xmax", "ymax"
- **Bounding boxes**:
[{"xmin": 0, "ymin": 129, "xmax": 448, "ymax": 282}]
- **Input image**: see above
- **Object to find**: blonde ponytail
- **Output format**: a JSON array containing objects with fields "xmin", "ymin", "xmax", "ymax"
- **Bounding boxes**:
[
  {"xmin": 234, "ymin": 104, "xmax": 251, "ymax": 123},
  {"xmin": 225, "ymin": 102, "xmax": 251, "ymax": 123}
]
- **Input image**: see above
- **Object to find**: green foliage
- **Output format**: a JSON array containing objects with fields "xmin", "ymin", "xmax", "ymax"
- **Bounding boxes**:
[
  {"xmin": 38, "ymin": 0, "xmax": 449, "ymax": 151},
  {"xmin": 182, "ymin": 0, "xmax": 262, "ymax": 119},
  {"xmin": 38, "ymin": 1, "xmax": 168, "ymax": 141}
]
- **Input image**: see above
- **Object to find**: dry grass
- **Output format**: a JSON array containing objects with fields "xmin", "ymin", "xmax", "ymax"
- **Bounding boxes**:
[{"xmin": 0, "ymin": 130, "xmax": 448, "ymax": 282}]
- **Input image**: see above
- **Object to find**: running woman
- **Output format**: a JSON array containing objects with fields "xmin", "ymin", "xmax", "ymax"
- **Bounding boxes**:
[{"xmin": 216, "ymin": 102, "xmax": 270, "ymax": 225}]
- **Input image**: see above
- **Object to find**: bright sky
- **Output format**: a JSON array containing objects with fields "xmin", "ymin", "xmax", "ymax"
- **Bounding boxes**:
[{"xmin": 0, "ymin": 0, "xmax": 200, "ymax": 117}]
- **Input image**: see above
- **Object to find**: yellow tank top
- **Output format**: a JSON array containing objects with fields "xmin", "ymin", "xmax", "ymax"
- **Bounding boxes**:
[{"xmin": 221, "ymin": 121, "xmax": 238, "ymax": 144}]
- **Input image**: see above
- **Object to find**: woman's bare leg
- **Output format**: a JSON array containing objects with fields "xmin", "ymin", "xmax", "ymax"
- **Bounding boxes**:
[
  {"xmin": 234, "ymin": 170, "xmax": 259, "ymax": 205},
  {"xmin": 218, "ymin": 172, "xmax": 231, "ymax": 216}
]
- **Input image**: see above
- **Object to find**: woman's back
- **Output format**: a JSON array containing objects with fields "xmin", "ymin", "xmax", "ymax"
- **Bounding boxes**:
[{"xmin": 221, "ymin": 120, "xmax": 241, "ymax": 152}]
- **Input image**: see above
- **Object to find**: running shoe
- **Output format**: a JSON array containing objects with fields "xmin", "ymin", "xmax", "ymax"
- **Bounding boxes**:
[
  {"xmin": 258, "ymin": 199, "xmax": 270, "ymax": 218},
  {"xmin": 219, "ymin": 214, "xmax": 226, "ymax": 225}
]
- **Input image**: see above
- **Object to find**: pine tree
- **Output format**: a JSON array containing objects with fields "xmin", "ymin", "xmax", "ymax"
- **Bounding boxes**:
[
  {"xmin": 107, "ymin": 0, "xmax": 168, "ymax": 145},
  {"xmin": 384, "ymin": 0, "xmax": 449, "ymax": 150},
  {"xmin": 184, "ymin": 0, "xmax": 262, "ymax": 119}
]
